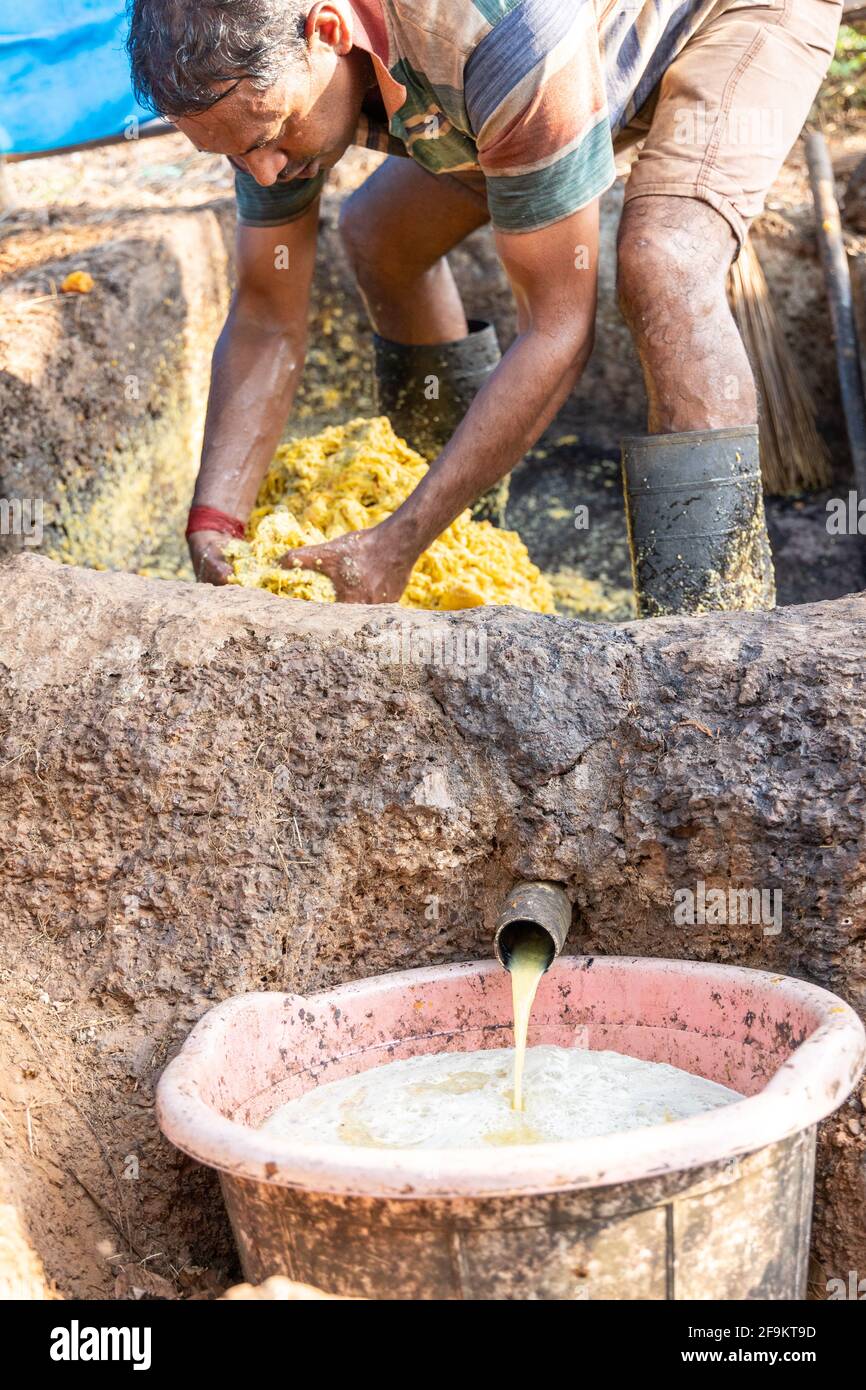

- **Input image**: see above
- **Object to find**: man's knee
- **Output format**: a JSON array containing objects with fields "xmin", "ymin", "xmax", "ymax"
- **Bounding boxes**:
[
  {"xmin": 617, "ymin": 222, "xmax": 672, "ymax": 326},
  {"xmin": 338, "ymin": 187, "xmax": 386, "ymax": 286},
  {"xmin": 616, "ymin": 197, "xmax": 735, "ymax": 327},
  {"xmin": 339, "ymin": 186, "xmax": 438, "ymax": 303}
]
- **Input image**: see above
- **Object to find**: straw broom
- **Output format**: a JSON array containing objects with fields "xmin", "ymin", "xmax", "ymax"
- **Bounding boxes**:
[{"xmin": 728, "ymin": 237, "xmax": 832, "ymax": 494}]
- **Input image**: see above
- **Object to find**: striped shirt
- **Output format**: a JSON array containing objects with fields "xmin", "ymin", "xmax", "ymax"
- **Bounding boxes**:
[{"xmin": 236, "ymin": 0, "xmax": 721, "ymax": 234}]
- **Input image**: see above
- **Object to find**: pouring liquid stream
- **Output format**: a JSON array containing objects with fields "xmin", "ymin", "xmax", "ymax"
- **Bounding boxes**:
[{"xmin": 507, "ymin": 926, "xmax": 554, "ymax": 1112}]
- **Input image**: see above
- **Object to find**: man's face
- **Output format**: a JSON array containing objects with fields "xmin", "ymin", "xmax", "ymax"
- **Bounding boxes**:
[{"xmin": 176, "ymin": 4, "xmax": 366, "ymax": 186}]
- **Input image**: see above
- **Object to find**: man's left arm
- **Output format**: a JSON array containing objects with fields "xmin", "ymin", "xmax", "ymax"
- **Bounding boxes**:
[{"xmin": 279, "ymin": 201, "xmax": 600, "ymax": 603}]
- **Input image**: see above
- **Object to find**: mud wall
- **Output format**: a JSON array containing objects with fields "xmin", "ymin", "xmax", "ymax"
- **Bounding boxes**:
[{"xmin": 0, "ymin": 554, "xmax": 863, "ymax": 1297}]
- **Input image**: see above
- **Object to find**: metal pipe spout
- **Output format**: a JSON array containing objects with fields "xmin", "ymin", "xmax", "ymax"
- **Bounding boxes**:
[{"xmin": 493, "ymin": 881, "xmax": 572, "ymax": 970}]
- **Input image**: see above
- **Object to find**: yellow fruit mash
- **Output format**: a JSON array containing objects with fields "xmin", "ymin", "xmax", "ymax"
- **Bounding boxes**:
[{"xmin": 226, "ymin": 417, "xmax": 554, "ymax": 613}]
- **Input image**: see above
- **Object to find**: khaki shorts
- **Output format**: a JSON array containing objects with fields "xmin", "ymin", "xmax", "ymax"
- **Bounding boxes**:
[{"xmin": 616, "ymin": 0, "xmax": 842, "ymax": 245}]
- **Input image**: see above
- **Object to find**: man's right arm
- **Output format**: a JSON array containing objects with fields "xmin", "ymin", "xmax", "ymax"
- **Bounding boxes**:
[{"xmin": 188, "ymin": 198, "xmax": 320, "ymax": 583}]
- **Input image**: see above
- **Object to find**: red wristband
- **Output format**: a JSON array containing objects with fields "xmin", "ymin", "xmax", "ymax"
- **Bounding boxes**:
[{"xmin": 186, "ymin": 505, "xmax": 246, "ymax": 540}]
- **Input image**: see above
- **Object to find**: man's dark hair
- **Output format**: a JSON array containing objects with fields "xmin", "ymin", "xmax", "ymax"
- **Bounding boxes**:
[{"xmin": 127, "ymin": 0, "xmax": 309, "ymax": 118}]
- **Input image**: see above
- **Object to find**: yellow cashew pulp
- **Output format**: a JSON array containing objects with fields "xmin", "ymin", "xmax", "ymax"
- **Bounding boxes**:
[{"xmin": 226, "ymin": 416, "xmax": 554, "ymax": 613}]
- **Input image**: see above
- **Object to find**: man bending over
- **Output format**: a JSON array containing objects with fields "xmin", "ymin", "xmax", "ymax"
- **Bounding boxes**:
[{"xmin": 128, "ymin": 0, "xmax": 840, "ymax": 614}]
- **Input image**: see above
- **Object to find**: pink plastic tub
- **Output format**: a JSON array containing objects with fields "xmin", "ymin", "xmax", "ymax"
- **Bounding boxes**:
[{"xmin": 157, "ymin": 956, "xmax": 866, "ymax": 1300}]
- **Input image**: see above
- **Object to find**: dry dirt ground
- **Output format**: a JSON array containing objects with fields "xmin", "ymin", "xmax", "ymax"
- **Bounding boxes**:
[{"xmin": 0, "ymin": 113, "xmax": 865, "ymax": 1300}]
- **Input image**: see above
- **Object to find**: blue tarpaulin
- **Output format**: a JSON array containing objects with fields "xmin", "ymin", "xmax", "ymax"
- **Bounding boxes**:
[{"xmin": 0, "ymin": 2, "xmax": 151, "ymax": 156}]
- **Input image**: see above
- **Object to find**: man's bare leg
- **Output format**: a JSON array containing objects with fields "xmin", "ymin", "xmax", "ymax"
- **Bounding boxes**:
[
  {"xmin": 616, "ymin": 194, "xmax": 773, "ymax": 615},
  {"xmin": 339, "ymin": 157, "xmax": 490, "ymax": 345},
  {"xmin": 617, "ymin": 194, "xmax": 756, "ymax": 432}
]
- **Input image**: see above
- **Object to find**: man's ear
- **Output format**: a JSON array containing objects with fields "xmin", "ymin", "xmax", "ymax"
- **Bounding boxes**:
[{"xmin": 305, "ymin": 3, "xmax": 353, "ymax": 57}]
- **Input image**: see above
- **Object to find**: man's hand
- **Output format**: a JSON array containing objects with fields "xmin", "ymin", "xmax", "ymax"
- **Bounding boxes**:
[
  {"xmin": 280, "ymin": 524, "xmax": 413, "ymax": 604},
  {"xmin": 188, "ymin": 530, "xmax": 233, "ymax": 585}
]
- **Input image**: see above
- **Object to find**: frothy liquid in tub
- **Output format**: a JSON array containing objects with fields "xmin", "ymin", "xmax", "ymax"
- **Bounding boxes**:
[
  {"xmin": 261, "ymin": 1047, "xmax": 741, "ymax": 1150},
  {"xmin": 262, "ymin": 933, "xmax": 741, "ymax": 1150}
]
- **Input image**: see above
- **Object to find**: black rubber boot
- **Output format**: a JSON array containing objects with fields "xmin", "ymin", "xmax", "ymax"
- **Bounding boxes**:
[
  {"xmin": 621, "ymin": 425, "xmax": 775, "ymax": 618},
  {"xmin": 373, "ymin": 319, "xmax": 509, "ymax": 526}
]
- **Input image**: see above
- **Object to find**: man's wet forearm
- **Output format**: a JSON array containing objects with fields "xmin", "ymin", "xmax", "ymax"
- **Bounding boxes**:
[{"xmin": 382, "ymin": 322, "xmax": 594, "ymax": 560}]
